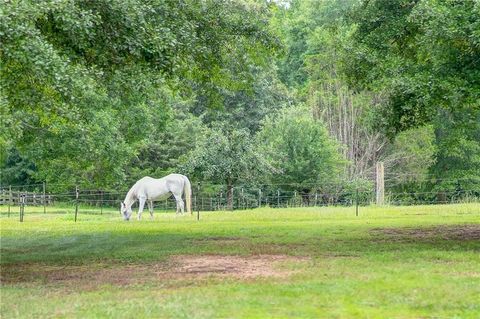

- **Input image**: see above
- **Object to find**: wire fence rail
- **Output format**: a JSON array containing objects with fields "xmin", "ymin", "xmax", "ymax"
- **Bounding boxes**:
[{"xmin": 0, "ymin": 182, "xmax": 479, "ymax": 222}]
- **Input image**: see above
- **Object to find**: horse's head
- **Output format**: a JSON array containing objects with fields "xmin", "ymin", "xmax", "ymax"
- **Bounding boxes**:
[{"xmin": 120, "ymin": 202, "xmax": 132, "ymax": 221}]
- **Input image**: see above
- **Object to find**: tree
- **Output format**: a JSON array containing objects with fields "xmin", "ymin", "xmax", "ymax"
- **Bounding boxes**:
[
  {"xmin": 182, "ymin": 126, "xmax": 267, "ymax": 209},
  {"xmin": 128, "ymin": 110, "xmax": 208, "ymax": 184},
  {"xmin": 0, "ymin": 148, "xmax": 37, "ymax": 186},
  {"xmin": 272, "ymin": 0, "xmax": 357, "ymax": 88},
  {"xmin": 189, "ymin": 65, "xmax": 292, "ymax": 134},
  {"xmin": 0, "ymin": 0, "xmax": 279, "ymax": 189},
  {"xmin": 271, "ymin": 0, "xmax": 386, "ymax": 180},
  {"xmin": 256, "ymin": 106, "xmax": 343, "ymax": 196},
  {"xmin": 345, "ymin": 0, "xmax": 480, "ymax": 190},
  {"xmin": 383, "ymin": 125, "xmax": 436, "ymax": 182},
  {"xmin": 305, "ymin": 24, "xmax": 388, "ymax": 179}
]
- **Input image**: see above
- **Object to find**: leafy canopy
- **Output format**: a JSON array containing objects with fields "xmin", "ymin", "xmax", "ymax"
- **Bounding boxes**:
[
  {"xmin": 0, "ymin": 0, "xmax": 279, "ymax": 189},
  {"xmin": 257, "ymin": 106, "xmax": 343, "ymax": 189}
]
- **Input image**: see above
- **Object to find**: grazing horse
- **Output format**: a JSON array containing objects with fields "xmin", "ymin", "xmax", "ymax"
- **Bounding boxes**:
[{"xmin": 121, "ymin": 174, "xmax": 192, "ymax": 221}]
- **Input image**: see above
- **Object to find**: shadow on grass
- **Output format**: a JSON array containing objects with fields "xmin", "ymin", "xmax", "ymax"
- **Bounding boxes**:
[
  {"xmin": 1, "ymin": 224, "xmax": 479, "ymax": 265},
  {"xmin": 1, "ymin": 223, "xmax": 479, "ymax": 289}
]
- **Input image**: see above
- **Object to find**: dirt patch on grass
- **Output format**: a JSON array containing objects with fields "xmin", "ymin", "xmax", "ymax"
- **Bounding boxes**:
[
  {"xmin": 370, "ymin": 224, "xmax": 480, "ymax": 241},
  {"xmin": 171, "ymin": 254, "xmax": 307, "ymax": 279},
  {"xmin": 1, "ymin": 254, "xmax": 308, "ymax": 289}
]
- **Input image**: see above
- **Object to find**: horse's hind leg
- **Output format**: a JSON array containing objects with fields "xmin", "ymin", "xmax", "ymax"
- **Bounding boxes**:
[
  {"xmin": 148, "ymin": 200, "xmax": 154, "ymax": 220},
  {"xmin": 137, "ymin": 196, "xmax": 146, "ymax": 220},
  {"xmin": 173, "ymin": 193, "xmax": 184, "ymax": 215}
]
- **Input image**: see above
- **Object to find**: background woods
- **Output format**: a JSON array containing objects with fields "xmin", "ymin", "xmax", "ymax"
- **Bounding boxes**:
[{"xmin": 1, "ymin": 0, "xmax": 479, "ymax": 199}]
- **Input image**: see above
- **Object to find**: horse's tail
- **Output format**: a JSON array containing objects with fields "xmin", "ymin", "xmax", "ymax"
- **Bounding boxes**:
[{"xmin": 183, "ymin": 175, "xmax": 192, "ymax": 214}]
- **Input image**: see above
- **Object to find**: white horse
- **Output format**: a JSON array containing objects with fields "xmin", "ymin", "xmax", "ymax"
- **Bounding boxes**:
[{"xmin": 120, "ymin": 174, "xmax": 192, "ymax": 221}]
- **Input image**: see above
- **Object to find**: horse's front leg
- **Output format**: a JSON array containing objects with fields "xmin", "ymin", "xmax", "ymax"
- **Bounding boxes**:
[{"xmin": 137, "ymin": 197, "xmax": 146, "ymax": 220}]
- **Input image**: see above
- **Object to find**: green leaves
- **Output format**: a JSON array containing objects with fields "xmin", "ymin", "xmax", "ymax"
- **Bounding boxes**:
[
  {"xmin": 345, "ymin": 0, "xmax": 480, "ymax": 188},
  {"xmin": 257, "ymin": 106, "xmax": 343, "ymax": 189},
  {"xmin": 1, "ymin": 0, "xmax": 279, "ymax": 189},
  {"xmin": 347, "ymin": 0, "xmax": 480, "ymax": 131},
  {"xmin": 182, "ymin": 126, "xmax": 264, "ymax": 185}
]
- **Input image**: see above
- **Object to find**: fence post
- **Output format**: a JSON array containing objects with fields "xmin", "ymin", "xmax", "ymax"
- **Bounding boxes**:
[
  {"xmin": 20, "ymin": 194, "xmax": 25, "ymax": 222},
  {"xmin": 376, "ymin": 161, "xmax": 384, "ymax": 205},
  {"xmin": 74, "ymin": 186, "xmax": 79, "ymax": 222},
  {"xmin": 8, "ymin": 185, "xmax": 12, "ymax": 218},
  {"xmin": 314, "ymin": 192, "xmax": 318, "ymax": 207},
  {"xmin": 355, "ymin": 188, "xmax": 359, "ymax": 217},
  {"xmin": 197, "ymin": 182, "xmax": 200, "ymax": 221}
]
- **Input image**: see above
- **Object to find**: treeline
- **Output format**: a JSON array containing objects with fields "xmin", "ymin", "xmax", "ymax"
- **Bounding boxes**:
[{"xmin": 1, "ymin": 0, "xmax": 479, "ymax": 204}]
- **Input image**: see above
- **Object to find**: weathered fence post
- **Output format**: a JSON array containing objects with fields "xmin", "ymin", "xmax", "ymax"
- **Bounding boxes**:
[
  {"xmin": 376, "ymin": 161, "xmax": 384, "ymax": 205},
  {"xmin": 20, "ymin": 194, "xmax": 25, "ymax": 222},
  {"xmin": 197, "ymin": 182, "xmax": 200, "ymax": 221},
  {"xmin": 277, "ymin": 189, "xmax": 280, "ymax": 208},
  {"xmin": 43, "ymin": 182, "xmax": 46, "ymax": 214},
  {"xmin": 355, "ymin": 188, "xmax": 359, "ymax": 217},
  {"xmin": 314, "ymin": 192, "xmax": 318, "ymax": 207},
  {"xmin": 74, "ymin": 186, "xmax": 79, "ymax": 222},
  {"xmin": 294, "ymin": 191, "xmax": 297, "ymax": 207}
]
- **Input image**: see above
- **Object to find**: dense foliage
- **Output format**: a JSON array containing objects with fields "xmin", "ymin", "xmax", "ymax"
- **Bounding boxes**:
[
  {"xmin": 345, "ymin": 0, "xmax": 480, "ymax": 191},
  {"xmin": 1, "ymin": 0, "xmax": 278, "ymax": 190},
  {"xmin": 1, "ymin": 0, "xmax": 478, "ymax": 199},
  {"xmin": 257, "ymin": 106, "xmax": 343, "ymax": 190}
]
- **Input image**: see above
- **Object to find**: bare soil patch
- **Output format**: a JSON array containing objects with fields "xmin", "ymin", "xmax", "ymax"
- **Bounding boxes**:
[
  {"xmin": 170, "ymin": 254, "xmax": 307, "ymax": 279},
  {"xmin": 1, "ymin": 254, "xmax": 308, "ymax": 289},
  {"xmin": 370, "ymin": 224, "xmax": 480, "ymax": 241}
]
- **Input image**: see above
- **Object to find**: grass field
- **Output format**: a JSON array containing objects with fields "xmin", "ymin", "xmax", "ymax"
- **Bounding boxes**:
[{"xmin": 1, "ymin": 203, "xmax": 479, "ymax": 318}]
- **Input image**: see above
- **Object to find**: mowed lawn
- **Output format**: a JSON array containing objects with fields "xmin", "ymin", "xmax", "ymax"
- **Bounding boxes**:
[{"xmin": 1, "ymin": 203, "xmax": 479, "ymax": 318}]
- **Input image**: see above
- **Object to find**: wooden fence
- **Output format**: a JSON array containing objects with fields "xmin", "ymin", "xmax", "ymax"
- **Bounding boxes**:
[{"xmin": 0, "ymin": 190, "xmax": 53, "ymax": 206}]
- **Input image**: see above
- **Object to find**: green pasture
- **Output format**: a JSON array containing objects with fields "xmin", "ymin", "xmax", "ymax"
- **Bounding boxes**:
[{"xmin": 1, "ymin": 203, "xmax": 479, "ymax": 318}]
